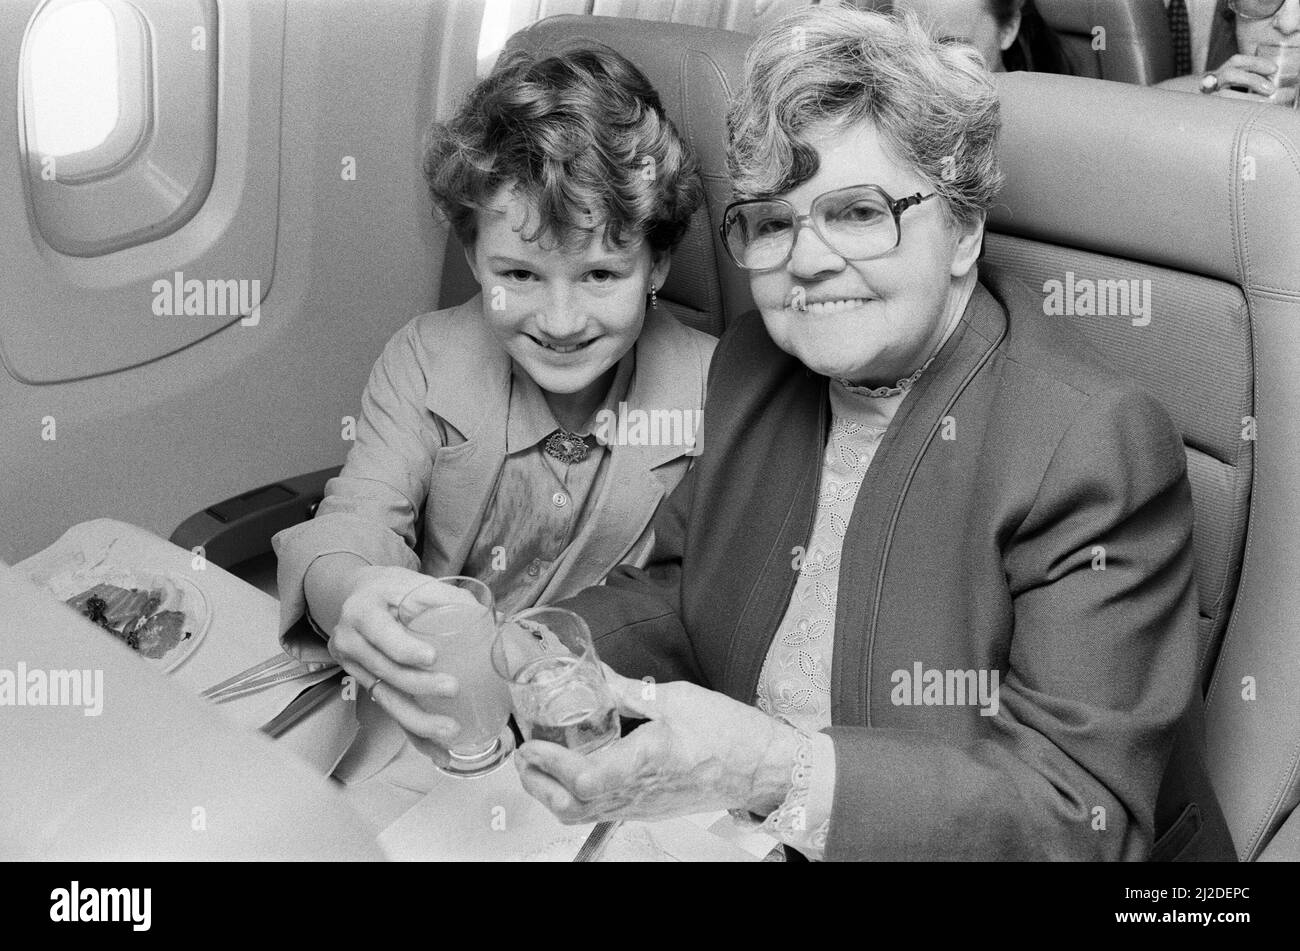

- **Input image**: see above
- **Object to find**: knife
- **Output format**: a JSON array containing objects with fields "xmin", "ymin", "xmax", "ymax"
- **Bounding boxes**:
[
  {"xmin": 259, "ymin": 670, "xmax": 346, "ymax": 739},
  {"xmin": 573, "ymin": 820, "xmax": 623, "ymax": 862}
]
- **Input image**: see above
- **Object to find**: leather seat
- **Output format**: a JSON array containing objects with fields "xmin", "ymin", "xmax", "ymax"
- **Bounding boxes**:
[
  {"xmin": 1035, "ymin": 0, "xmax": 1175, "ymax": 84},
  {"xmin": 985, "ymin": 72, "xmax": 1300, "ymax": 860},
  {"xmin": 483, "ymin": 0, "xmax": 839, "ymax": 42}
]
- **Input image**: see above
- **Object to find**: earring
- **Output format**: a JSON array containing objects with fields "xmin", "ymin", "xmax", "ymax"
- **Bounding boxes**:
[{"xmin": 648, "ymin": 284, "xmax": 658, "ymax": 308}]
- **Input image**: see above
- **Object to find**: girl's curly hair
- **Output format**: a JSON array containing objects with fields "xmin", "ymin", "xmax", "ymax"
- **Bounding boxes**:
[{"xmin": 422, "ymin": 46, "xmax": 703, "ymax": 253}]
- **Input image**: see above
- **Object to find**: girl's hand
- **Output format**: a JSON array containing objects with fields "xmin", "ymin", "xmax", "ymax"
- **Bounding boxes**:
[
  {"xmin": 326, "ymin": 567, "xmax": 476, "ymax": 759},
  {"xmin": 513, "ymin": 672, "xmax": 803, "ymax": 824},
  {"xmin": 1205, "ymin": 52, "xmax": 1280, "ymax": 100}
]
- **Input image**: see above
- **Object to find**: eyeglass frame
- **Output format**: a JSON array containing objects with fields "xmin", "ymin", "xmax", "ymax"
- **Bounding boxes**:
[
  {"xmin": 719, "ymin": 184, "xmax": 938, "ymax": 272},
  {"xmin": 1228, "ymin": 0, "xmax": 1290, "ymax": 21}
]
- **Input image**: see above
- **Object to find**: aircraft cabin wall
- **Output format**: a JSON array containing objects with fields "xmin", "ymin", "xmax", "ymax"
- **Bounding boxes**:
[{"xmin": 0, "ymin": 0, "xmax": 482, "ymax": 563}]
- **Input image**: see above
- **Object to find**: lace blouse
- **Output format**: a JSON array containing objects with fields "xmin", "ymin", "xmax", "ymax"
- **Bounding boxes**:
[{"xmin": 755, "ymin": 379, "xmax": 907, "ymax": 858}]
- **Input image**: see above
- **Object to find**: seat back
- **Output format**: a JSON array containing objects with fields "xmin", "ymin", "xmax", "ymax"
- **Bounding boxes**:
[
  {"xmin": 483, "ymin": 0, "xmax": 848, "ymax": 41},
  {"xmin": 988, "ymin": 71, "xmax": 1300, "ymax": 860},
  {"xmin": 1035, "ymin": 0, "xmax": 1175, "ymax": 84}
]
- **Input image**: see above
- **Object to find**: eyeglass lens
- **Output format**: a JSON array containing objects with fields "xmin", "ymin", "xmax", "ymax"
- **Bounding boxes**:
[{"xmin": 725, "ymin": 188, "xmax": 898, "ymax": 269}]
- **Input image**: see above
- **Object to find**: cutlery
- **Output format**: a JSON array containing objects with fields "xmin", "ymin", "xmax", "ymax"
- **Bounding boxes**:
[
  {"xmin": 202, "ymin": 652, "xmax": 336, "ymax": 702},
  {"xmin": 260, "ymin": 671, "xmax": 346, "ymax": 738},
  {"xmin": 573, "ymin": 820, "xmax": 622, "ymax": 862},
  {"xmin": 202, "ymin": 653, "xmax": 297, "ymax": 697}
]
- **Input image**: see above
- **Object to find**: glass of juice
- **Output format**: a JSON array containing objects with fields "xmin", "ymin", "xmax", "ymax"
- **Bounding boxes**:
[
  {"xmin": 1256, "ymin": 42, "xmax": 1300, "ymax": 108},
  {"xmin": 397, "ymin": 576, "xmax": 514, "ymax": 777},
  {"xmin": 491, "ymin": 607, "xmax": 620, "ymax": 754}
]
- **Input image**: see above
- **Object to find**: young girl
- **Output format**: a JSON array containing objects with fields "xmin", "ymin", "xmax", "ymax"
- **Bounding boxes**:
[{"xmin": 272, "ymin": 47, "xmax": 713, "ymax": 733}]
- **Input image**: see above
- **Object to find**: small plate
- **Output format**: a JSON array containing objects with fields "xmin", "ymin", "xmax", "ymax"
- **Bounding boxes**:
[{"xmin": 35, "ymin": 563, "xmax": 210, "ymax": 672}]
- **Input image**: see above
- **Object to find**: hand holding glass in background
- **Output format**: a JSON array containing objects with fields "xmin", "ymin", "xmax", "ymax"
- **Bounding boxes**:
[{"xmin": 1256, "ymin": 42, "xmax": 1300, "ymax": 107}]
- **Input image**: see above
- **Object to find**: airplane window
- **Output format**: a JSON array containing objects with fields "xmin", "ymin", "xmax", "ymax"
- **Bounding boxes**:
[
  {"xmin": 478, "ymin": 0, "xmax": 516, "ymax": 75},
  {"xmin": 23, "ymin": 0, "xmax": 144, "ymax": 175},
  {"xmin": 19, "ymin": 0, "xmax": 217, "ymax": 258}
]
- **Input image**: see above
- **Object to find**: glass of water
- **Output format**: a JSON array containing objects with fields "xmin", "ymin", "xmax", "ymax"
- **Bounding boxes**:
[
  {"xmin": 491, "ymin": 607, "xmax": 620, "ymax": 754},
  {"xmin": 1256, "ymin": 42, "xmax": 1300, "ymax": 108},
  {"xmin": 397, "ymin": 576, "xmax": 514, "ymax": 777}
]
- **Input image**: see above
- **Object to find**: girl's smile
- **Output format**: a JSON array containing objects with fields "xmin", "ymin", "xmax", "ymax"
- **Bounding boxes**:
[{"xmin": 525, "ymin": 333, "xmax": 601, "ymax": 354}]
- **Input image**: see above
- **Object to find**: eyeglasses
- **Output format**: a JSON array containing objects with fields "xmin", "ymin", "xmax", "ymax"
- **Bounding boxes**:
[
  {"xmin": 1229, "ymin": 0, "xmax": 1290, "ymax": 20},
  {"xmin": 719, "ymin": 184, "xmax": 937, "ymax": 272}
]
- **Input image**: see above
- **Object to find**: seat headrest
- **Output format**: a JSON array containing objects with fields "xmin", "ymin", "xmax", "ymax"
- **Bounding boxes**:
[
  {"xmin": 991, "ymin": 71, "xmax": 1300, "ymax": 294},
  {"xmin": 992, "ymin": 69, "xmax": 1300, "ymax": 860},
  {"xmin": 1034, "ymin": 0, "xmax": 1174, "ymax": 84},
  {"xmin": 510, "ymin": 15, "xmax": 752, "ymax": 166}
]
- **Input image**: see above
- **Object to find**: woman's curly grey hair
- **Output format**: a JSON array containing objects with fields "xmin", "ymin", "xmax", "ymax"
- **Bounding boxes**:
[
  {"xmin": 422, "ymin": 45, "xmax": 702, "ymax": 253},
  {"xmin": 727, "ymin": 5, "xmax": 1003, "ymax": 228}
]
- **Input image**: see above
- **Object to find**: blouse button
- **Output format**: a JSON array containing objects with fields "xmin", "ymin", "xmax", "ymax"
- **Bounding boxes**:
[{"xmin": 552, "ymin": 492, "xmax": 569, "ymax": 508}]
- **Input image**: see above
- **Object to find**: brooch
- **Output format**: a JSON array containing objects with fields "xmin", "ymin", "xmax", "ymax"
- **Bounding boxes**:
[{"xmin": 544, "ymin": 429, "xmax": 590, "ymax": 465}]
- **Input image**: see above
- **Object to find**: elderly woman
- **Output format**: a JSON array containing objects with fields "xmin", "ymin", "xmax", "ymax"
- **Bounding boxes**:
[
  {"xmin": 1161, "ymin": 0, "xmax": 1300, "ymax": 103},
  {"xmin": 369, "ymin": 7, "xmax": 1235, "ymax": 860}
]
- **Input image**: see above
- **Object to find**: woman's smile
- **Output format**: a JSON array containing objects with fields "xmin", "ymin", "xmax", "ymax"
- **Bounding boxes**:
[{"xmin": 793, "ymin": 297, "xmax": 874, "ymax": 314}]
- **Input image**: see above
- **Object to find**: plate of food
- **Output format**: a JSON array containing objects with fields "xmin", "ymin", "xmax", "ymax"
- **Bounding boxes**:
[{"xmin": 37, "ymin": 564, "xmax": 210, "ymax": 672}]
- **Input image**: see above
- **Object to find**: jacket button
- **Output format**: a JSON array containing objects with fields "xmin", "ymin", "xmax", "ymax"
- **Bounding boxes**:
[
  {"xmin": 552, "ymin": 492, "xmax": 568, "ymax": 508},
  {"xmin": 526, "ymin": 561, "xmax": 541, "ymax": 578}
]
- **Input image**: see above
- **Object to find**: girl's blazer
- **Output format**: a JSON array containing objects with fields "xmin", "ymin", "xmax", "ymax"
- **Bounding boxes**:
[{"xmin": 273, "ymin": 295, "xmax": 717, "ymax": 641}]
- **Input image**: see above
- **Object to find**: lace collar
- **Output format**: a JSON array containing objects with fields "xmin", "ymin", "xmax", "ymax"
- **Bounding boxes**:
[{"xmin": 835, "ymin": 353, "xmax": 937, "ymax": 399}]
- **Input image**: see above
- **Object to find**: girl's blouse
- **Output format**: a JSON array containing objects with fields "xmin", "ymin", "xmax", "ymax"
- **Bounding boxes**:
[{"xmin": 461, "ymin": 355, "xmax": 635, "ymax": 616}]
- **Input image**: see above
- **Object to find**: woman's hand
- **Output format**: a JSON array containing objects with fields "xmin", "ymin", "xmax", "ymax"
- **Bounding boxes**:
[
  {"xmin": 514, "ymin": 672, "xmax": 802, "ymax": 824},
  {"xmin": 326, "ymin": 567, "xmax": 476, "ymax": 761},
  {"xmin": 1204, "ymin": 52, "xmax": 1280, "ymax": 100}
]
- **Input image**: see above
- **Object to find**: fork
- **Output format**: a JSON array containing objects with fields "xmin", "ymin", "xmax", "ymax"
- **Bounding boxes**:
[{"xmin": 201, "ymin": 653, "xmax": 336, "ymax": 703}]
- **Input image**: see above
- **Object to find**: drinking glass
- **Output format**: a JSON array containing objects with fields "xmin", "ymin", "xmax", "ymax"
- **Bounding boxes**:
[
  {"xmin": 1256, "ymin": 43, "xmax": 1300, "ymax": 108},
  {"xmin": 491, "ymin": 607, "xmax": 620, "ymax": 754},
  {"xmin": 397, "ymin": 576, "xmax": 514, "ymax": 777}
]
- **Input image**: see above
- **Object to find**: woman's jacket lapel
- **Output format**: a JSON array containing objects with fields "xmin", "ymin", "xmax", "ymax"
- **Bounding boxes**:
[{"xmin": 830, "ymin": 282, "xmax": 1007, "ymax": 726}]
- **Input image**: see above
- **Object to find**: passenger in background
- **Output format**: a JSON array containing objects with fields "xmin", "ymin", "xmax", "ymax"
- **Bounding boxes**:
[
  {"xmin": 1003, "ymin": 0, "xmax": 1070, "ymax": 73},
  {"xmin": 273, "ymin": 48, "xmax": 714, "ymax": 716},
  {"xmin": 890, "ymin": 0, "xmax": 1069, "ymax": 74},
  {"xmin": 1163, "ymin": 0, "xmax": 1223, "ymax": 76},
  {"xmin": 1160, "ymin": 0, "xmax": 1300, "ymax": 104}
]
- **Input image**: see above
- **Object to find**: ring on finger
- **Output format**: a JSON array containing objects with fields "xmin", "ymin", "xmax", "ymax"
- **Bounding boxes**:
[{"xmin": 370, "ymin": 677, "xmax": 383, "ymax": 701}]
